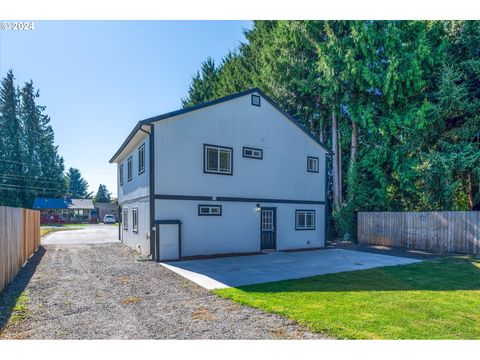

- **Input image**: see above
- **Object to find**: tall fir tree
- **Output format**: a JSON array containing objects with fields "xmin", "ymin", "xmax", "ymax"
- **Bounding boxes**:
[
  {"xmin": 65, "ymin": 168, "xmax": 91, "ymax": 198},
  {"xmin": 94, "ymin": 184, "xmax": 111, "ymax": 203},
  {"xmin": 0, "ymin": 70, "xmax": 24, "ymax": 207}
]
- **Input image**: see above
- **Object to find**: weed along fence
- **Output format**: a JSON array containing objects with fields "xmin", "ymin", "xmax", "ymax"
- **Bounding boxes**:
[
  {"xmin": 357, "ymin": 211, "xmax": 480, "ymax": 255},
  {"xmin": 0, "ymin": 206, "xmax": 41, "ymax": 292}
]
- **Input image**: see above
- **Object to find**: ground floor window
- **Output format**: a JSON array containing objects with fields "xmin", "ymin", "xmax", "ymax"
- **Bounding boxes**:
[
  {"xmin": 132, "ymin": 208, "xmax": 138, "ymax": 232},
  {"xmin": 123, "ymin": 208, "xmax": 128, "ymax": 230},
  {"xmin": 296, "ymin": 210, "xmax": 315, "ymax": 230},
  {"xmin": 198, "ymin": 204, "xmax": 222, "ymax": 216}
]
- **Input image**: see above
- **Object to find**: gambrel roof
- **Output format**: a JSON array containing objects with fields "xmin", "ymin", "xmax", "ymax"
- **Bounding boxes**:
[{"xmin": 110, "ymin": 88, "xmax": 331, "ymax": 163}]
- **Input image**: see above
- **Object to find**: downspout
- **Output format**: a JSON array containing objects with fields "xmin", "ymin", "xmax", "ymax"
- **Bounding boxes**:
[
  {"xmin": 324, "ymin": 153, "xmax": 331, "ymax": 245},
  {"xmin": 140, "ymin": 124, "xmax": 155, "ymax": 260},
  {"xmin": 118, "ymin": 205, "xmax": 121, "ymax": 241}
]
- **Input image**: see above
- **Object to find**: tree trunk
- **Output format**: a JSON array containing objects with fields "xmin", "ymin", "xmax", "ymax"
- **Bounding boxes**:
[
  {"xmin": 350, "ymin": 120, "xmax": 358, "ymax": 165},
  {"xmin": 467, "ymin": 173, "xmax": 473, "ymax": 210},
  {"xmin": 332, "ymin": 111, "xmax": 340, "ymax": 208},
  {"xmin": 338, "ymin": 129, "xmax": 343, "ymax": 204}
]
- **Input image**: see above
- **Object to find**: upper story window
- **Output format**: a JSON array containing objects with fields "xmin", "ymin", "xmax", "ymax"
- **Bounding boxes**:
[
  {"xmin": 251, "ymin": 94, "xmax": 261, "ymax": 107},
  {"xmin": 132, "ymin": 208, "xmax": 138, "ymax": 232},
  {"xmin": 127, "ymin": 156, "xmax": 133, "ymax": 181},
  {"xmin": 243, "ymin": 146, "xmax": 263, "ymax": 159},
  {"xmin": 307, "ymin": 156, "xmax": 319, "ymax": 173},
  {"xmin": 296, "ymin": 210, "xmax": 315, "ymax": 230},
  {"xmin": 204, "ymin": 144, "xmax": 233, "ymax": 175},
  {"xmin": 138, "ymin": 144, "xmax": 145, "ymax": 175},
  {"xmin": 119, "ymin": 164, "xmax": 124, "ymax": 186}
]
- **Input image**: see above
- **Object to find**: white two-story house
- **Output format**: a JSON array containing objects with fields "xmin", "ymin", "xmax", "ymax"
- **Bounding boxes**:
[{"xmin": 110, "ymin": 88, "xmax": 330, "ymax": 261}]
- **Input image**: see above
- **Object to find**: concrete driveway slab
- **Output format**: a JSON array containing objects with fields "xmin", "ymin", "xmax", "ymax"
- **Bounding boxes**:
[
  {"xmin": 161, "ymin": 248, "xmax": 422, "ymax": 290},
  {"xmin": 41, "ymin": 224, "xmax": 120, "ymax": 245}
]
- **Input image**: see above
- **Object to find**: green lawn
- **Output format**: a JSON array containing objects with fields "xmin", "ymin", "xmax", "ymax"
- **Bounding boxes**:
[{"xmin": 215, "ymin": 257, "xmax": 480, "ymax": 339}]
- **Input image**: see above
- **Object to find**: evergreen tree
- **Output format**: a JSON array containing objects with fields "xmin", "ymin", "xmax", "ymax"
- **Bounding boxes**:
[
  {"xmin": 19, "ymin": 80, "xmax": 66, "ymax": 205},
  {"xmin": 0, "ymin": 70, "xmax": 23, "ymax": 207},
  {"xmin": 94, "ymin": 184, "xmax": 111, "ymax": 203},
  {"xmin": 66, "ymin": 167, "xmax": 91, "ymax": 198},
  {"xmin": 182, "ymin": 20, "xmax": 478, "ymax": 238},
  {"xmin": 181, "ymin": 57, "xmax": 219, "ymax": 107}
]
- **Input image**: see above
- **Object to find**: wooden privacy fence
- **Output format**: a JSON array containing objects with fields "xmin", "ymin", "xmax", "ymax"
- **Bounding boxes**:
[
  {"xmin": 357, "ymin": 211, "xmax": 480, "ymax": 255},
  {"xmin": 0, "ymin": 206, "xmax": 41, "ymax": 292}
]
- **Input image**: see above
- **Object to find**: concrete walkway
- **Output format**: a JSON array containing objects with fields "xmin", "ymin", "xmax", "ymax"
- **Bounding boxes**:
[{"xmin": 162, "ymin": 248, "xmax": 422, "ymax": 289}]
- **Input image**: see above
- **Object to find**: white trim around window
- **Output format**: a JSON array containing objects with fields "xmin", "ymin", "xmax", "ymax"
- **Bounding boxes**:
[
  {"xmin": 296, "ymin": 210, "xmax": 315, "ymax": 230},
  {"xmin": 123, "ymin": 208, "xmax": 128, "ymax": 230},
  {"xmin": 198, "ymin": 204, "xmax": 222, "ymax": 216},
  {"xmin": 243, "ymin": 146, "xmax": 263, "ymax": 159},
  {"xmin": 127, "ymin": 156, "xmax": 133, "ymax": 181},
  {"xmin": 119, "ymin": 164, "xmax": 124, "ymax": 186},
  {"xmin": 138, "ymin": 144, "xmax": 145, "ymax": 175},
  {"xmin": 307, "ymin": 156, "xmax": 319, "ymax": 173},
  {"xmin": 203, "ymin": 144, "xmax": 233, "ymax": 175},
  {"xmin": 132, "ymin": 207, "xmax": 138, "ymax": 233}
]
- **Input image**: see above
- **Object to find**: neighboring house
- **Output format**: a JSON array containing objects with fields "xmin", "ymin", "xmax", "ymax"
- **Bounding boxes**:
[
  {"xmin": 95, "ymin": 202, "xmax": 119, "ymax": 222},
  {"xmin": 33, "ymin": 197, "xmax": 95, "ymax": 224},
  {"xmin": 110, "ymin": 88, "xmax": 330, "ymax": 261}
]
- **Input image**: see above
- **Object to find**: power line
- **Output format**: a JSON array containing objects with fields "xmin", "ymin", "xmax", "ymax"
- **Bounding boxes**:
[
  {"xmin": 0, "ymin": 183, "xmax": 65, "ymax": 191},
  {"xmin": 0, "ymin": 173, "xmax": 66, "ymax": 184},
  {"xmin": 0, "ymin": 158, "xmax": 115, "ymax": 176}
]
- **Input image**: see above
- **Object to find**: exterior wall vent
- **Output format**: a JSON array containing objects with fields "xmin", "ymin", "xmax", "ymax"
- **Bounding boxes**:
[{"xmin": 251, "ymin": 94, "xmax": 261, "ymax": 107}]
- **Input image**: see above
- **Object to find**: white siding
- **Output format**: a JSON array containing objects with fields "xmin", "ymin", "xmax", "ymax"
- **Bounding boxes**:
[
  {"xmin": 152, "ymin": 91, "xmax": 327, "ymax": 257},
  {"xmin": 116, "ymin": 134, "xmax": 151, "ymax": 255},
  {"xmin": 117, "ymin": 136, "xmax": 150, "ymax": 203},
  {"xmin": 156, "ymin": 200, "xmax": 325, "ymax": 257},
  {"xmin": 121, "ymin": 198, "xmax": 150, "ymax": 255},
  {"xmin": 153, "ymin": 92, "xmax": 326, "ymax": 201}
]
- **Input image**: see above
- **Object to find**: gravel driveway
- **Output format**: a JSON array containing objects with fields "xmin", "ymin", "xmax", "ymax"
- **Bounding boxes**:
[{"xmin": 0, "ymin": 240, "xmax": 324, "ymax": 339}]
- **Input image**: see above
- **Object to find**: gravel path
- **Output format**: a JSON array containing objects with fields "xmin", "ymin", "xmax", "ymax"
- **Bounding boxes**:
[{"xmin": 0, "ymin": 242, "xmax": 325, "ymax": 339}]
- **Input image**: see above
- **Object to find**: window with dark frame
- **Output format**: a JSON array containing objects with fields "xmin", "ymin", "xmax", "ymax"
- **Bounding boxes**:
[
  {"xmin": 119, "ymin": 164, "xmax": 124, "ymax": 186},
  {"xmin": 132, "ymin": 208, "xmax": 138, "ymax": 232},
  {"xmin": 198, "ymin": 204, "xmax": 222, "ymax": 216},
  {"xmin": 307, "ymin": 156, "xmax": 319, "ymax": 173},
  {"xmin": 138, "ymin": 144, "xmax": 145, "ymax": 175},
  {"xmin": 123, "ymin": 208, "xmax": 128, "ymax": 230},
  {"xmin": 243, "ymin": 146, "xmax": 263, "ymax": 159},
  {"xmin": 127, "ymin": 156, "xmax": 133, "ymax": 181},
  {"xmin": 251, "ymin": 94, "xmax": 261, "ymax": 107},
  {"xmin": 204, "ymin": 144, "xmax": 233, "ymax": 175},
  {"xmin": 296, "ymin": 210, "xmax": 315, "ymax": 230}
]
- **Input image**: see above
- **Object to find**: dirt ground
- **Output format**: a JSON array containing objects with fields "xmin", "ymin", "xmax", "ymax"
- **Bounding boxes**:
[{"xmin": 0, "ymin": 242, "xmax": 325, "ymax": 339}]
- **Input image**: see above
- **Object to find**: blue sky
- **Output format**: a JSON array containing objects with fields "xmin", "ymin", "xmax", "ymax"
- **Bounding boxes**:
[{"xmin": 0, "ymin": 20, "xmax": 252, "ymax": 197}]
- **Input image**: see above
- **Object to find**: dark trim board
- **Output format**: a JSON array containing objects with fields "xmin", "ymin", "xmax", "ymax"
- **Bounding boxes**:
[
  {"xmin": 155, "ymin": 219, "xmax": 182, "ymax": 225},
  {"xmin": 109, "ymin": 88, "xmax": 332, "ymax": 163},
  {"xmin": 154, "ymin": 194, "xmax": 325, "ymax": 205},
  {"xmin": 149, "ymin": 124, "xmax": 155, "ymax": 258}
]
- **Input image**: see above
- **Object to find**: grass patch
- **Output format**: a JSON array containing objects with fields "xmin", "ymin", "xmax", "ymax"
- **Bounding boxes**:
[
  {"xmin": 9, "ymin": 293, "xmax": 29, "ymax": 323},
  {"xmin": 121, "ymin": 296, "xmax": 143, "ymax": 305},
  {"xmin": 215, "ymin": 257, "xmax": 480, "ymax": 339},
  {"xmin": 40, "ymin": 227, "xmax": 74, "ymax": 236}
]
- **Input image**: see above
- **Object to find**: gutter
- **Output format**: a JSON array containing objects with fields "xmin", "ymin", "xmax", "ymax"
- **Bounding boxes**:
[{"xmin": 140, "ymin": 124, "xmax": 156, "ymax": 259}]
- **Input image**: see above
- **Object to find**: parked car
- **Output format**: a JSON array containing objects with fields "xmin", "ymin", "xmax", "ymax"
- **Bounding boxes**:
[{"xmin": 103, "ymin": 214, "xmax": 116, "ymax": 224}]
